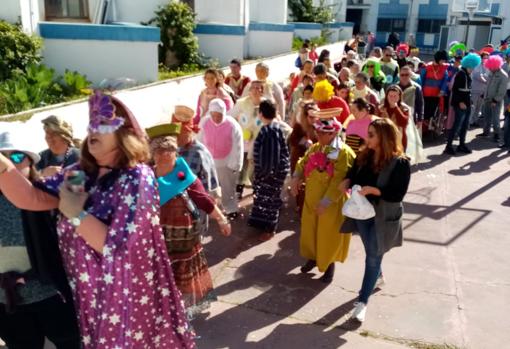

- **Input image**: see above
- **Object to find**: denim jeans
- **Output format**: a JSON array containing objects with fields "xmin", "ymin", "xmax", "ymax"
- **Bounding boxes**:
[
  {"xmin": 355, "ymin": 218, "xmax": 383, "ymax": 304},
  {"xmin": 447, "ymin": 106, "xmax": 471, "ymax": 146},
  {"xmin": 482, "ymin": 100, "xmax": 503, "ymax": 136}
]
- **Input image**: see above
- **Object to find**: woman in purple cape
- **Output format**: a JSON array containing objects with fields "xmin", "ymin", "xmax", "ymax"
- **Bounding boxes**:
[{"xmin": 0, "ymin": 91, "xmax": 195, "ymax": 348}]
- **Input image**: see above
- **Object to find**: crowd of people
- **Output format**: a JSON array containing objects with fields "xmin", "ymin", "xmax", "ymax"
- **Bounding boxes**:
[{"xmin": 1, "ymin": 34, "xmax": 509, "ymax": 348}]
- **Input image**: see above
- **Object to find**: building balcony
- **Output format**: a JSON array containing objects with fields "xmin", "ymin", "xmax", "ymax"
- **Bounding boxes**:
[{"xmin": 347, "ymin": 0, "xmax": 371, "ymax": 8}]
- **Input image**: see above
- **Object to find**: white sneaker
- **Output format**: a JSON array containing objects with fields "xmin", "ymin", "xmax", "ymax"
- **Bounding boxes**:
[
  {"xmin": 375, "ymin": 274, "xmax": 385, "ymax": 289},
  {"xmin": 351, "ymin": 301, "xmax": 367, "ymax": 322}
]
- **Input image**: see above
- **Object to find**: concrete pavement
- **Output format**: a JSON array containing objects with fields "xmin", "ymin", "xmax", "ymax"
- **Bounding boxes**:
[
  {"xmin": 193, "ymin": 130, "xmax": 510, "ymax": 349},
  {"xmin": 6, "ymin": 130, "xmax": 509, "ymax": 349}
]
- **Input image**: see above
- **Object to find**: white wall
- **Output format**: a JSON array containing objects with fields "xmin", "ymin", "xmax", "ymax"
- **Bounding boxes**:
[
  {"xmin": 195, "ymin": 0, "xmax": 247, "ymax": 25},
  {"xmin": 248, "ymin": 30, "xmax": 292, "ymax": 58},
  {"xmin": 42, "ymin": 39, "xmax": 158, "ymax": 84},
  {"xmin": 250, "ymin": 0, "xmax": 287, "ymax": 24},
  {"xmin": 1, "ymin": 0, "xmax": 22, "ymax": 23},
  {"xmin": 1, "ymin": 41, "xmax": 346, "ymax": 151},
  {"xmin": 294, "ymin": 28, "xmax": 322, "ymax": 40},
  {"xmin": 108, "ymin": 0, "xmax": 168, "ymax": 23},
  {"xmin": 338, "ymin": 26, "xmax": 353, "ymax": 41},
  {"xmin": 195, "ymin": 33, "xmax": 246, "ymax": 65}
]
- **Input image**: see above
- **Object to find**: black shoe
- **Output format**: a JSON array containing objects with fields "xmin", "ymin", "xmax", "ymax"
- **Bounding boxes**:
[
  {"xmin": 319, "ymin": 264, "xmax": 335, "ymax": 283},
  {"xmin": 300, "ymin": 260, "xmax": 316, "ymax": 274},
  {"xmin": 457, "ymin": 145, "xmax": 472, "ymax": 154},
  {"xmin": 476, "ymin": 132, "xmax": 490, "ymax": 138},
  {"xmin": 469, "ymin": 122, "xmax": 479, "ymax": 129},
  {"xmin": 443, "ymin": 145, "xmax": 456, "ymax": 155},
  {"xmin": 498, "ymin": 143, "xmax": 510, "ymax": 149},
  {"xmin": 493, "ymin": 135, "xmax": 500, "ymax": 143}
]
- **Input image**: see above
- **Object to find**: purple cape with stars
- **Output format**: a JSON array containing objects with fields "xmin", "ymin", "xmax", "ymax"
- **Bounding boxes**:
[{"xmin": 35, "ymin": 164, "xmax": 196, "ymax": 348}]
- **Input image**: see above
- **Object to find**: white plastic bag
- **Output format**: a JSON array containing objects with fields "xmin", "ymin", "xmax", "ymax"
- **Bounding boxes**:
[
  {"xmin": 342, "ymin": 185, "xmax": 376, "ymax": 220},
  {"xmin": 405, "ymin": 116, "xmax": 425, "ymax": 165}
]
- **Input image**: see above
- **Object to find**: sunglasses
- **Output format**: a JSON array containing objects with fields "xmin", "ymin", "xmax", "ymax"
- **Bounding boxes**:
[
  {"xmin": 367, "ymin": 65, "xmax": 375, "ymax": 68},
  {"xmin": 400, "ymin": 73, "xmax": 410, "ymax": 77},
  {"xmin": 2, "ymin": 151, "xmax": 28, "ymax": 164},
  {"xmin": 385, "ymin": 54, "xmax": 392, "ymax": 57}
]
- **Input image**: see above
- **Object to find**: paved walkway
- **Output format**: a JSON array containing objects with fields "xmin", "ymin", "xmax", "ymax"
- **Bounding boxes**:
[
  {"xmin": 7, "ymin": 130, "xmax": 509, "ymax": 349},
  {"xmin": 192, "ymin": 131, "xmax": 510, "ymax": 349}
]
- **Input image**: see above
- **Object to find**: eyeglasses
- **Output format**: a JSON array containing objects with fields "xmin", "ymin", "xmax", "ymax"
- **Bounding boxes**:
[
  {"xmin": 2, "ymin": 152, "xmax": 27, "ymax": 164},
  {"xmin": 400, "ymin": 73, "xmax": 410, "ymax": 77}
]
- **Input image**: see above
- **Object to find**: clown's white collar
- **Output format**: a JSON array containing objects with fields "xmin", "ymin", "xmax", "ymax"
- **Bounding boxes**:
[{"xmin": 327, "ymin": 136, "xmax": 343, "ymax": 160}]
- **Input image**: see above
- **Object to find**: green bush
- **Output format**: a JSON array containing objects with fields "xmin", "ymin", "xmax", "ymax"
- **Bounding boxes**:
[
  {"xmin": 0, "ymin": 64, "xmax": 91, "ymax": 115},
  {"xmin": 292, "ymin": 36, "xmax": 328, "ymax": 51},
  {"xmin": 0, "ymin": 20, "xmax": 43, "ymax": 80},
  {"xmin": 288, "ymin": 0, "xmax": 335, "ymax": 24},
  {"xmin": 146, "ymin": 1, "xmax": 202, "ymax": 69}
]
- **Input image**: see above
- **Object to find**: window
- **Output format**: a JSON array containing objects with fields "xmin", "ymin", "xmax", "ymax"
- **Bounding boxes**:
[
  {"xmin": 45, "ymin": 0, "xmax": 89, "ymax": 19},
  {"xmin": 417, "ymin": 19, "xmax": 446, "ymax": 34},
  {"xmin": 377, "ymin": 18, "xmax": 407, "ymax": 32}
]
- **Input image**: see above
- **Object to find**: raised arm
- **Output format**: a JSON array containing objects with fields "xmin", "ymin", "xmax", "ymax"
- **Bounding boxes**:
[{"xmin": 0, "ymin": 157, "xmax": 58, "ymax": 211}]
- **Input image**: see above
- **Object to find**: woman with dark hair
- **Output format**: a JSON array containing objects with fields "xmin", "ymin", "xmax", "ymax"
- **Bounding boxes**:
[
  {"xmin": 340, "ymin": 118, "xmax": 411, "ymax": 322},
  {"xmin": 377, "ymin": 85, "xmax": 410, "ymax": 149},
  {"xmin": 336, "ymin": 83, "xmax": 352, "ymax": 105},
  {"xmin": 0, "ymin": 131, "xmax": 80, "ymax": 349},
  {"xmin": 343, "ymin": 98, "xmax": 379, "ymax": 154},
  {"xmin": 195, "ymin": 68, "xmax": 233, "ymax": 124},
  {"xmin": 289, "ymin": 102, "xmax": 319, "ymax": 212},
  {"xmin": 248, "ymin": 100, "xmax": 290, "ymax": 241},
  {"xmin": 0, "ymin": 91, "xmax": 196, "ymax": 348}
]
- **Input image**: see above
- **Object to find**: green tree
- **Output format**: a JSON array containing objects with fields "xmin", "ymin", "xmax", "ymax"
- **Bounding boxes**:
[
  {"xmin": 288, "ymin": 0, "xmax": 335, "ymax": 24},
  {"xmin": 146, "ymin": 0, "xmax": 201, "ymax": 69}
]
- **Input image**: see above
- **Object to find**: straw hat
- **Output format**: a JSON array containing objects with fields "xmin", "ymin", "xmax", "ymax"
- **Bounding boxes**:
[{"xmin": 309, "ymin": 107, "xmax": 343, "ymax": 119}]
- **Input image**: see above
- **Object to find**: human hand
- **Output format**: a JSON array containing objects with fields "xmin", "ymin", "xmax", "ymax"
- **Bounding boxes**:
[
  {"xmin": 218, "ymin": 219, "xmax": 232, "ymax": 236},
  {"xmin": 290, "ymin": 177, "xmax": 303, "ymax": 197},
  {"xmin": 315, "ymin": 201, "xmax": 329, "ymax": 216},
  {"xmin": 358, "ymin": 186, "xmax": 380, "ymax": 196},
  {"xmin": 58, "ymin": 183, "xmax": 89, "ymax": 219},
  {"xmin": 459, "ymin": 102, "xmax": 467, "ymax": 110},
  {"xmin": 0, "ymin": 153, "xmax": 12, "ymax": 174},
  {"xmin": 491, "ymin": 102, "xmax": 497, "ymax": 108},
  {"xmin": 41, "ymin": 166, "xmax": 62, "ymax": 177}
]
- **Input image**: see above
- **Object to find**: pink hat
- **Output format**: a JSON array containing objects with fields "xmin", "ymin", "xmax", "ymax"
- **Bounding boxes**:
[{"xmin": 484, "ymin": 55, "xmax": 504, "ymax": 71}]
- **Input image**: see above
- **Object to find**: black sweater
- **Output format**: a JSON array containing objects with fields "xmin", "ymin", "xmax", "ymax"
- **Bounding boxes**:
[
  {"xmin": 346, "ymin": 156, "xmax": 411, "ymax": 203},
  {"xmin": 451, "ymin": 68, "xmax": 472, "ymax": 108}
]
